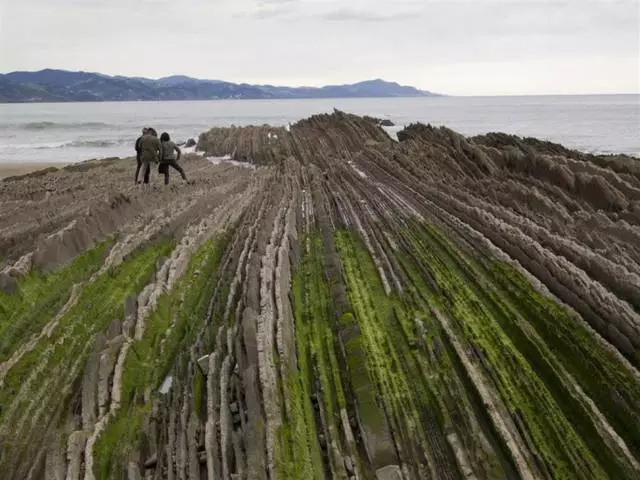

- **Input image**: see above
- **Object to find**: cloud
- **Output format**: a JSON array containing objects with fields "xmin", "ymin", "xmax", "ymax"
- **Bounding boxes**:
[
  {"xmin": 322, "ymin": 8, "xmax": 418, "ymax": 22},
  {"xmin": 237, "ymin": 1, "xmax": 421, "ymax": 22},
  {"xmin": 0, "ymin": 0, "xmax": 637, "ymax": 94},
  {"xmin": 234, "ymin": 0, "xmax": 298, "ymax": 18},
  {"xmin": 235, "ymin": 8, "xmax": 293, "ymax": 19}
]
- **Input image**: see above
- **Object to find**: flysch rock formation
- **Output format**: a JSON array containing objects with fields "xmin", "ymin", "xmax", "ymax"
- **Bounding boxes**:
[{"xmin": 0, "ymin": 111, "xmax": 639, "ymax": 480}]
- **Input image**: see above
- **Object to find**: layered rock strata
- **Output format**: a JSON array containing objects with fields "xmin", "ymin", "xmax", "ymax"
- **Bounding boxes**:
[{"xmin": 1, "ymin": 112, "xmax": 639, "ymax": 480}]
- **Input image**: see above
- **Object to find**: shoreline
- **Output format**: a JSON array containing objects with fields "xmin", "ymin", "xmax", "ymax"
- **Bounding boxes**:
[
  {"xmin": 0, "ymin": 162, "xmax": 70, "ymax": 180},
  {"xmin": 2, "ymin": 93, "xmax": 639, "ymax": 105}
]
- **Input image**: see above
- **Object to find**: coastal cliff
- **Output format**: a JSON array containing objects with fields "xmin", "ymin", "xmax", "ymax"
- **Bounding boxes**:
[{"xmin": 0, "ymin": 112, "xmax": 639, "ymax": 479}]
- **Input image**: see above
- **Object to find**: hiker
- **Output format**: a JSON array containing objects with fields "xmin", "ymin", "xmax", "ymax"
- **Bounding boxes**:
[
  {"xmin": 137, "ymin": 127, "xmax": 162, "ymax": 184},
  {"xmin": 159, "ymin": 132, "xmax": 188, "ymax": 185},
  {"xmin": 134, "ymin": 127, "xmax": 148, "ymax": 183}
]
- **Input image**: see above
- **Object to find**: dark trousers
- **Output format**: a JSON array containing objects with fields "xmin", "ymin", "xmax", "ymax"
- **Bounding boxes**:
[
  {"xmin": 161, "ymin": 159, "xmax": 187, "ymax": 184},
  {"xmin": 135, "ymin": 156, "xmax": 142, "ymax": 183},
  {"xmin": 135, "ymin": 155, "xmax": 152, "ymax": 184},
  {"xmin": 142, "ymin": 162, "xmax": 151, "ymax": 184}
]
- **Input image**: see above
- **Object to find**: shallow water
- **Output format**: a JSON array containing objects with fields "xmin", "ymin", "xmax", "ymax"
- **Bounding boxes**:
[{"xmin": 0, "ymin": 95, "xmax": 638, "ymax": 163}]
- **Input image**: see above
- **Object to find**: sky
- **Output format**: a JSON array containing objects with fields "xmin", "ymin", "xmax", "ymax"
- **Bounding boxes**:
[{"xmin": 0, "ymin": 0, "xmax": 638, "ymax": 95}]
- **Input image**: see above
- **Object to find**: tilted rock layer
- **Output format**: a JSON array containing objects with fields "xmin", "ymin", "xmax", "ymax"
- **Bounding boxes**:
[{"xmin": 0, "ymin": 112, "xmax": 639, "ymax": 480}]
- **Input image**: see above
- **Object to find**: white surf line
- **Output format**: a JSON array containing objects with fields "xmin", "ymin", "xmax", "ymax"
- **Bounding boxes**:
[{"xmin": 206, "ymin": 154, "xmax": 257, "ymax": 169}]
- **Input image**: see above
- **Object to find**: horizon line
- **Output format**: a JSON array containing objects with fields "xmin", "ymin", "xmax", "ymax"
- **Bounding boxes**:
[{"xmin": 1, "ymin": 68, "xmax": 638, "ymax": 97}]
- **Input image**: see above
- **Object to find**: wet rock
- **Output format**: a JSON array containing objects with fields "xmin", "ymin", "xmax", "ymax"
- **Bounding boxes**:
[
  {"xmin": 185, "ymin": 138, "xmax": 196, "ymax": 148},
  {"xmin": 143, "ymin": 453, "xmax": 157, "ymax": 469},
  {"xmin": 197, "ymin": 354, "xmax": 210, "ymax": 375},
  {"xmin": 82, "ymin": 334, "xmax": 105, "ymax": 429},
  {"xmin": 155, "ymin": 256, "xmax": 168, "ymax": 275},
  {"xmin": 106, "ymin": 318, "xmax": 122, "ymax": 339},
  {"xmin": 376, "ymin": 465, "xmax": 404, "ymax": 480},
  {"xmin": 44, "ymin": 436, "xmax": 67, "ymax": 480},
  {"xmin": 0, "ymin": 272, "xmax": 18, "ymax": 294},
  {"xmin": 97, "ymin": 335, "xmax": 124, "ymax": 416},
  {"xmin": 349, "ymin": 414, "xmax": 358, "ymax": 430},
  {"xmin": 124, "ymin": 295, "xmax": 139, "ymax": 320},
  {"xmin": 359, "ymin": 420, "xmax": 398, "ymax": 469},
  {"xmin": 344, "ymin": 456, "xmax": 355, "ymax": 475},
  {"xmin": 242, "ymin": 307, "xmax": 259, "ymax": 367},
  {"xmin": 242, "ymin": 366, "xmax": 267, "ymax": 479},
  {"xmin": 9, "ymin": 252, "xmax": 33, "ymax": 277},
  {"xmin": 232, "ymin": 413, "xmax": 242, "ymax": 426},
  {"xmin": 127, "ymin": 461, "xmax": 142, "ymax": 480},
  {"xmin": 187, "ymin": 413, "xmax": 200, "ymax": 480},
  {"xmin": 65, "ymin": 431, "xmax": 86, "ymax": 480}
]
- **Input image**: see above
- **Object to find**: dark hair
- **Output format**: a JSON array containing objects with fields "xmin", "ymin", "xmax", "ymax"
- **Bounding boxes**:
[{"xmin": 160, "ymin": 132, "xmax": 170, "ymax": 142}]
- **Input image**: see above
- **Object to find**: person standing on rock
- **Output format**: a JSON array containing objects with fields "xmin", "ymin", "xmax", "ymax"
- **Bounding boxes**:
[
  {"xmin": 137, "ymin": 127, "xmax": 162, "ymax": 184},
  {"xmin": 134, "ymin": 127, "xmax": 148, "ymax": 184},
  {"xmin": 159, "ymin": 132, "xmax": 189, "ymax": 185}
]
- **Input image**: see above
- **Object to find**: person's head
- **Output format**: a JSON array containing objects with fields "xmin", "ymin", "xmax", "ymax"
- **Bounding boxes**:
[
  {"xmin": 149, "ymin": 128, "xmax": 157, "ymax": 137},
  {"xmin": 160, "ymin": 132, "xmax": 170, "ymax": 142},
  {"xmin": 142, "ymin": 127, "xmax": 148, "ymax": 135}
]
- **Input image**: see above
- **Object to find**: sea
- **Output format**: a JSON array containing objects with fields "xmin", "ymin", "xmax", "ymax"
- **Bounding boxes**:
[{"xmin": 0, "ymin": 95, "xmax": 638, "ymax": 164}]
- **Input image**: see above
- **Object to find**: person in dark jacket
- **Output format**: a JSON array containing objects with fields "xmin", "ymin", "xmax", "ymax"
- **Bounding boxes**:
[
  {"xmin": 159, "ymin": 132, "xmax": 188, "ymax": 185},
  {"xmin": 138, "ymin": 128, "xmax": 162, "ymax": 184},
  {"xmin": 134, "ymin": 127, "xmax": 148, "ymax": 184}
]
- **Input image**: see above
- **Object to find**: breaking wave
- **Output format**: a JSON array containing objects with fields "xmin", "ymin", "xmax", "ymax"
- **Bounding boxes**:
[
  {"xmin": 33, "ymin": 139, "xmax": 125, "ymax": 149},
  {"xmin": 18, "ymin": 121, "xmax": 114, "ymax": 131}
]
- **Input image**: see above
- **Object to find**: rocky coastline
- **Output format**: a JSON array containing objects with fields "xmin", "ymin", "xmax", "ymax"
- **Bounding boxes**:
[{"xmin": 0, "ymin": 112, "xmax": 639, "ymax": 480}]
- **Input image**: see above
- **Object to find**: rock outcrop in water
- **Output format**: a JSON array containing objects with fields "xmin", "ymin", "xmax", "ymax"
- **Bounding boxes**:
[{"xmin": 0, "ymin": 112, "xmax": 639, "ymax": 480}]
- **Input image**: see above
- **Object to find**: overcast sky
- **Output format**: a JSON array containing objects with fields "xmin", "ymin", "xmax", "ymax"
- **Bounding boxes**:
[{"xmin": 0, "ymin": 0, "xmax": 638, "ymax": 95}]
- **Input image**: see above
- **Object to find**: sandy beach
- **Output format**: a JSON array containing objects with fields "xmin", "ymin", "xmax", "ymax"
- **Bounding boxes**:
[{"xmin": 0, "ymin": 162, "xmax": 69, "ymax": 180}]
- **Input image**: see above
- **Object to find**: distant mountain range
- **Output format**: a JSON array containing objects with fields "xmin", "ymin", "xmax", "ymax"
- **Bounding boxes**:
[{"xmin": 0, "ymin": 69, "xmax": 438, "ymax": 103}]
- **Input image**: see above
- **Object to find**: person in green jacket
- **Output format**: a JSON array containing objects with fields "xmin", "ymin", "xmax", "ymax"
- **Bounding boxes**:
[
  {"xmin": 134, "ymin": 127, "xmax": 148, "ymax": 184},
  {"xmin": 137, "ymin": 128, "xmax": 162, "ymax": 184}
]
